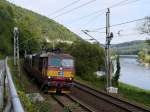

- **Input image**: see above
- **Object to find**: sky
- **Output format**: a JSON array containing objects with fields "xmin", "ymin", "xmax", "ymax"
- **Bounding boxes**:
[{"xmin": 7, "ymin": 0, "xmax": 150, "ymax": 44}]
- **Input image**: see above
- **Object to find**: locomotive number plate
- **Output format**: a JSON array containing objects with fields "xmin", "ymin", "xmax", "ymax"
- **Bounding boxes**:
[{"xmin": 58, "ymin": 71, "xmax": 64, "ymax": 76}]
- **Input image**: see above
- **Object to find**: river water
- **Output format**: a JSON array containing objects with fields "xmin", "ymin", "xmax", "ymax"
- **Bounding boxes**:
[{"xmin": 119, "ymin": 57, "xmax": 150, "ymax": 90}]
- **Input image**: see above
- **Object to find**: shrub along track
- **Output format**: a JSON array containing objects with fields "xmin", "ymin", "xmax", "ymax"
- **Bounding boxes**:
[{"xmin": 70, "ymin": 80, "xmax": 150, "ymax": 112}]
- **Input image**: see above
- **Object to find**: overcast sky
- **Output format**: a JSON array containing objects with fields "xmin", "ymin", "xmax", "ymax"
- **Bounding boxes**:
[{"xmin": 7, "ymin": 0, "xmax": 150, "ymax": 44}]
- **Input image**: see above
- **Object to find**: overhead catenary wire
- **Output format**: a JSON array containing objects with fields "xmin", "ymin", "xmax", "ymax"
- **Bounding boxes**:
[
  {"xmin": 88, "ymin": 17, "xmax": 146, "ymax": 31},
  {"xmin": 49, "ymin": 0, "xmax": 81, "ymax": 16},
  {"xmin": 52, "ymin": 0, "xmax": 96, "ymax": 19}
]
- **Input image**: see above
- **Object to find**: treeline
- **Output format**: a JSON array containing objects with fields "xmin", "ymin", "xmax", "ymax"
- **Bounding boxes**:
[{"xmin": 112, "ymin": 40, "xmax": 150, "ymax": 55}]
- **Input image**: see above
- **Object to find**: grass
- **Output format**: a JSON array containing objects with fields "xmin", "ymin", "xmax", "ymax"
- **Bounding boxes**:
[
  {"xmin": 75, "ymin": 76, "xmax": 106, "ymax": 91},
  {"xmin": 118, "ymin": 82, "xmax": 150, "ymax": 107},
  {"xmin": 0, "ymin": 53, "xmax": 5, "ymax": 60},
  {"xmin": 7, "ymin": 59, "xmax": 51, "ymax": 112},
  {"xmin": 75, "ymin": 76, "xmax": 150, "ymax": 108}
]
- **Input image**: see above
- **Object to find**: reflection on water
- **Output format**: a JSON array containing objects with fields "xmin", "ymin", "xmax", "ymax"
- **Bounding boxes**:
[{"xmin": 119, "ymin": 58, "xmax": 150, "ymax": 90}]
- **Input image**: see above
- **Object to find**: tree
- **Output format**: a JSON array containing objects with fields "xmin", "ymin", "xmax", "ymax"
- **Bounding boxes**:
[
  {"xmin": 139, "ymin": 17, "xmax": 150, "ymax": 45},
  {"xmin": 70, "ymin": 41, "xmax": 105, "ymax": 81},
  {"xmin": 113, "ymin": 55, "xmax": 121, "ymax": 86}
]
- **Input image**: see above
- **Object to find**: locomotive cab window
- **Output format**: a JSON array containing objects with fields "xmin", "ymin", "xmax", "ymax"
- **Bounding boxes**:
[
  {"xmin": 49, "ymin": 56, "xmax": 61, "ymax": 67},
  {"xmin": 62, "ymin": 59, "xmax": 74, "ymax": 68}
]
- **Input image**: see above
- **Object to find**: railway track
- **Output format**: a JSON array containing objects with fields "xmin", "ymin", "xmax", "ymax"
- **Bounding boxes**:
[
  {"xmin": 22, "ymin": 67, "xmax": 150, "ymax": 112},
  {"xmin": 72, "ymin": 80, "xmax": 150, "ymax": 112},
  {"xmin": 52, "ymin": 94, "xmax": 93, "ymax": 112}
]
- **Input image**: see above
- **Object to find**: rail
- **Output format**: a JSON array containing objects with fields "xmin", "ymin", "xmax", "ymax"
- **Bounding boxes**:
[
  {"xmin": 74, "ymin": 80, "xmax": 150, "ymax": 112},
  {"xmin": 5, "ymin": 58, "xmax": 24, "ymax": 112}
]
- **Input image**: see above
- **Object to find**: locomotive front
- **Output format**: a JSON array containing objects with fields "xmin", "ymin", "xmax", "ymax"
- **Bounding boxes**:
[{"xmin": 47, "ymin": 53, "xmax": 74, "ymax": 93}]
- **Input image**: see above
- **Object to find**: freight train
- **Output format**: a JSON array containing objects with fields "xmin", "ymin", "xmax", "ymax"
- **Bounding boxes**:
[{"xmin": 23, "ymin": 49, "xmax": 75, "ymax": 93}]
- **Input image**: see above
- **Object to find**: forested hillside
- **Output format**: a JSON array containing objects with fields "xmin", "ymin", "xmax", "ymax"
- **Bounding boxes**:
[
  {"xmin": 112, "ymin": 40, "xmax": 150, "ymax": 55},
  {"xmin": 0, "ymin": 0, "xmax": 80, "ymax": 56}
]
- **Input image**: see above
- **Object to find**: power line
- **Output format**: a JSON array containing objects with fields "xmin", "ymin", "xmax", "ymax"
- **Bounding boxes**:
[
  {"xmin": 68, "ymin": 0, "xmax": 140, "ymax": 25},
  {"xmin": 68, "ymin": 0, "xmax": 129, "ymax": 23},
  {"xmin": 52, "ymin": 0, "xmax": 96, "ymax": 19},
  {"xmin": 49, "ymin": 0, "xmax": 81, "ymax": 16},
  {"xmin": 116, "ymin": 32, "xmax": 146, "ymax": 37},
  {"xmin": 90, "ymin": 18, "xmax": 146, "ymax": 31},
  {"xmin": 116, "ymin": 0, "xmax": 140, "ymax": 7},
  {"xmin": 82, "ymin": 12, "xmax": 104, "ymax": 27}
]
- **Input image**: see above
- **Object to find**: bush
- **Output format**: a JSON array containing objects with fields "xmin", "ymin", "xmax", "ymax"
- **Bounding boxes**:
[
  {"xmin": 112, "ymin": 55, "xmax": 121, "ymax": 86},
  {"xmin": 70, "ymin": 41, "xmax": 105, "ymax": 80}
]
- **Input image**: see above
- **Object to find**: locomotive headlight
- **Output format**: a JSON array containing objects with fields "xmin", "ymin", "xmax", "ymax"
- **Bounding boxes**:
[
  {"xmin": 60, "ymin": 67, "xmax": 63, "ymax": 70},
  {"xmin": 69, "ymin": 77, "xmax": 72, "ymax": 80},
  {"xmin": 48, "ymin": 76, "xmax": 51, "ymax": 79}
]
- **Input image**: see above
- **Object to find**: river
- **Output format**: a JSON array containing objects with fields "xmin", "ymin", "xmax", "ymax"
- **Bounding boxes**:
[{"xmin": 118, "ymin": 57, "xmax": 150, "ymax": 90}]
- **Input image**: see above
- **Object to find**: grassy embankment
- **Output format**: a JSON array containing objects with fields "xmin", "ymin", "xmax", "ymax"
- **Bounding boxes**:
[
  {"xmin": 75, "ymin": 76, "xmax": 150, "ymax": 108},
  {"xmin": 7, "ymin": 59, "xmax": 51, "ymax": 112},
  {"xmin": 0, "ymin": 53, "xmax": 4, "ymax": 60}
]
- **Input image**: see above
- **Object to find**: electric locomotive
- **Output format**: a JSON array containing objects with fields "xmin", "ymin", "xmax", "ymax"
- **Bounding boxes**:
[{"xmin": 24, "ymin": 49, "xmax": 75, "ymax": 93}]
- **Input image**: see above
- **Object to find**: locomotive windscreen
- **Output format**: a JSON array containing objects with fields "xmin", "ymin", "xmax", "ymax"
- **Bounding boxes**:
[
  {"xmin": 49, "ymin": 57, "xmax": 61, "ymax": 67},
  {"xmin": 49, "ymin": 56, "xmax": 74, "ymax": 68},
  {"xmin": 62, "ymin": 59, "xmax": 74, "ymax": 68}
]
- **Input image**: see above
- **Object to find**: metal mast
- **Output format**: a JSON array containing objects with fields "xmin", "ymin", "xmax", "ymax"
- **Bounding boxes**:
[
  {"xmin": 13, "ymin": 27, "xmax": 20, "ymax": 78},
  {"xmin": 105, "ymin": 8, "xmax": 113, "ymax": 91}
]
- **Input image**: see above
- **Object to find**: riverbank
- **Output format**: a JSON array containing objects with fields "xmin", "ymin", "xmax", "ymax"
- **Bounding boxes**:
[
  {"xmin": 75, "ymin": 76, "xmax": 150, "ymax": 108},
  {"xmin": 138, "ymin": 59, "xmax": 150, "ymax": 68},
  {"xmin": 138, "ymin": 51, "xmax": 150, "ymax": 68}
]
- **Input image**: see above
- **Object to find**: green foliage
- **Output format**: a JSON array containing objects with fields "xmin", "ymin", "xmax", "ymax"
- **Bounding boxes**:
[
  {"xmin": 69, "ymin": 41, "xmax": 105, "ymax": 81},
  {"xmin": 138, "ymin": 48, "xmax": 150, "ymax": 63},
  {"xmin": 0, "ymin": 2, "xmax": 14, "ymax": 55},
  {"xmin": 18, "ymin": 91, "xmax": 37, "ymax": 112},
  {"xmin": 55, "ymin": 41, "xmax": 105, "ymax": 80},
  {"xmin": 146, "ymin": 39, "xmax": 150, "ymax": 45},
  {"xmin": 112, "ymin": 40, "xmax": 150, "ymax": 55},
  {"xmin": 0, "ymin": 0, "xmax": 79, "ymax": 56},
  {"xmin": 138, "ymin": 49, "xmax": 146, "ymax": 60},
  {"xmin": 112, "ymin": 55, "xmax": 121, "ymax": 86},
  {"xmin": 8, "ymin": 59, "xmax": 52, "ymax": 112},
  {"xmin": 119, "ymin": 83, "xmax": 150, "ymax": 107}
]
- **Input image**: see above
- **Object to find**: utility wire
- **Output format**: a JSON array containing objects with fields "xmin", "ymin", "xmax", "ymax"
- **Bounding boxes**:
[
  {"xmin": 49, "ymin": 0, "xmax": 81, "ymax": 16},
  {"xmin": 82, "ymin": 12, "xmax": 104, "ymax": 27},
  {"xmin": 69, "ymin": 0, "xmax": 129, "ymax": 22},
  {"xmin": 52, "ymin": 0, "xmax": 96, "ymax": 19},
  {"xmin": 90, "ymin": 18, "xmax": 146, "ymax": 31},
  {"xmin": 116, "ymin": 33, "xmax": 146, "ymax": 37},
  {"xmin": 117, "ymin": 0, "xmax": 140, "ymax": 6},
  {"xmin": 69, "ymin": 0, "xmax": 140, "ymax": 24}
]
